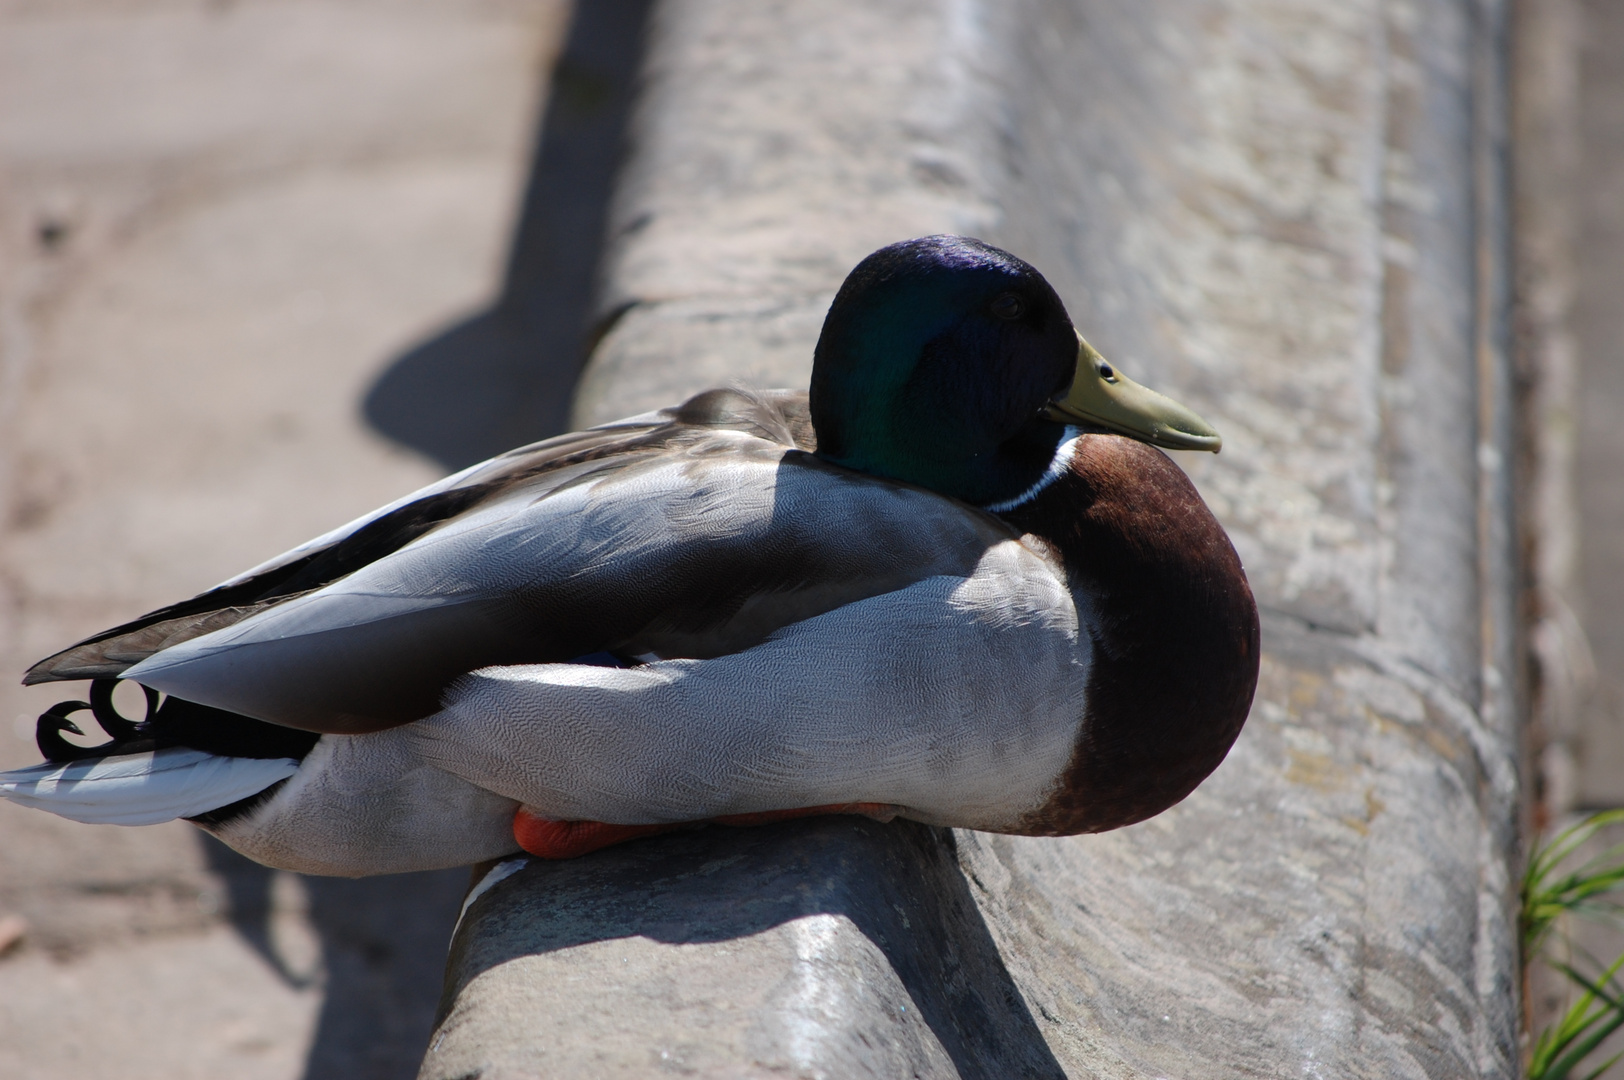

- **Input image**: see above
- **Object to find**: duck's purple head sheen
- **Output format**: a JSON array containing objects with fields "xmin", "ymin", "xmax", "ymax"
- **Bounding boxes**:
[
  {"xmin": 1002, "ymin": 433, "xmax": 1259, "ymax": 834},
  {"xmin": 810, "ymin": 234, "xmax": 1223, "ymax": 512},
  {"xmin": 810, "ymin": 235, "xmax": 1082, "ymax": 507}
]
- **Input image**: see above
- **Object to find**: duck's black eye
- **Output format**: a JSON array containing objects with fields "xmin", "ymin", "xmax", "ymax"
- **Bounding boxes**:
[
  {"xmin": 1097, "ymin": 362, "xmax": 1115, "ymax": 380},
  {"xmin": 989, "ymin": 293, "xmax": 1025, "ymax": 320}
]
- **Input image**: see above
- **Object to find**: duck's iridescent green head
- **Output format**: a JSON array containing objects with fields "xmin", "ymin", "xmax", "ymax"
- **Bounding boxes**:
[{"xmin": 810, "ymin": 236, "xmax": 1220, "ymax": 507}]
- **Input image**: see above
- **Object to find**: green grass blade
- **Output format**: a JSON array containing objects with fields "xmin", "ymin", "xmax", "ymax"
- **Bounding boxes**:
[
  {"xmin": 1525, "ymin": 812, "xmax": 1624, "ymax": 1079},
  {"xmin": 1537, "ymin": 954, "xmax": 1624, "ymax": 1079}
]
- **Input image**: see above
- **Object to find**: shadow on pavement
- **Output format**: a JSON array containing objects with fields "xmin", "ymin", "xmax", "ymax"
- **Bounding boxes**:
[
  {"xmin": 362, "ymin": 0, "xmax": 653, "ymax": 471},
  {"xmin": 296, "ymin": 871, "xmax": 470, "ymax": 1080},
  {"xmin": 199, "ymin": 4, "xmax": 655, "ymax": 1077},
  {"xmin": 202, "ymin": 838, "xmax": 468, "ymax": 1080}
]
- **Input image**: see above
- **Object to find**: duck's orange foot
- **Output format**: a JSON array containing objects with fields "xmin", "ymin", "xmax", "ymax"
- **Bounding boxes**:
[
  {"xmin": 512, "ymin": 802, "xmax": 900, "ymax": 859},
  {"xmin": 512, "ymin": 813, "xmax": 683, "ymax": 859}
]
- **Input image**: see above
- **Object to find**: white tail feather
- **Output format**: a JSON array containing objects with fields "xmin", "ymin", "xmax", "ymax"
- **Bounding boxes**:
[{"xmin": 0, "ymin": 748, "xmax": 298, "ymax": 826}]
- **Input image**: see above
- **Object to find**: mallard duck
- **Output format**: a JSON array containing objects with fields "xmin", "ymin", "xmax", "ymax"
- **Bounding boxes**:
[{"xmin": 0, "ymin": 236, "xmax": 1258, "ymax": 877}]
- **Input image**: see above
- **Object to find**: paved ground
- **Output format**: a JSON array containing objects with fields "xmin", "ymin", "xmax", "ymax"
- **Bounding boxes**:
[
  {"xmin": 0, "ymin": 2, "xmax": 572, "ymax": 1076},
  {"xmin": 1, "ymin": 0, "xmax": 1616, "ymax": 1073},
  {"xmin": 1521, "ymin": 0, "xmax": 1624, "ymax": 1068},
  {"xmin": 1576, "ymin": 0, "xmax": 1624, "ymax": 809}
]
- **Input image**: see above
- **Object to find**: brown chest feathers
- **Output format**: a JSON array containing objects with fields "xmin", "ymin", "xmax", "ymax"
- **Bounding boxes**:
[{"xmin": 1004, "ymin": 434, "xmax": 1260, "ymax": 835}]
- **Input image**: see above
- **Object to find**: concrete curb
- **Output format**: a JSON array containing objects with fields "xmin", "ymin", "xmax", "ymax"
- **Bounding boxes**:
[
  {"xmin": 1510, "ymin": 0, "xmax": 1587, "ymax": 821},
  {"xmin": 424, "ymin": 1, "xmax": 1523, "ymax": 1075}
]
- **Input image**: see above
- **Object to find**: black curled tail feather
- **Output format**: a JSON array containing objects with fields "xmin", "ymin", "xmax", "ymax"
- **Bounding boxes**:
[
  {"xmin": 36, "ymin": 679, "xmax": 320, "ymax": 764},
  {"xmin": 36, "ymin": 700, "xmax": 102, "ymax": 762},
  {"xmin": 36, "ymin": 680, "xmax": 160, "ymax": 762}
]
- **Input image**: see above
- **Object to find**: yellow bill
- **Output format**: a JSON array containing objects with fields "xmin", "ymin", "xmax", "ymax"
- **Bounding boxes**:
[{"xmin": 1045, "ymin": 333, "xmax": 1222, "ymax": 453}]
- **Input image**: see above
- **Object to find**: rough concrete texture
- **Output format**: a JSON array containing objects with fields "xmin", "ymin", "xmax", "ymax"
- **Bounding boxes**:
[
  {"xmin": 434, "ymin": 0, "xmax": 1524, "ymax": 1077},
  {"xmin": 0, "ymin": 2, "xmax": 570, "ymax": 1076},
  {"xmin": 1573, "ymin": 0, "xmax": 1624, "ymax": 808}
]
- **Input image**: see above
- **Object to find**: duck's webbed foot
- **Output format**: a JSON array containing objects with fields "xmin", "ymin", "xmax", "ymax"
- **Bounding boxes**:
[
  {"xmin": 35, "ymin": 679, "xmax": 161, "ymax": 762},
  {"xmin": 511, "ymin": 803, "xmax": 900, "ymax": 859},
  {"xmin": 511, "ymin": 813, "xmax": 687, "ymax": 859}
]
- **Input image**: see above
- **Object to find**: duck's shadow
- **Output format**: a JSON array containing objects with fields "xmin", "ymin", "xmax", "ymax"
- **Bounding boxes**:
[
  {"xmin": 203, "ymin": 820, "xmax": 1068, "ymax": 1080},
  {"xmin": 442, "ymin": 818, "xmax": 1068, "ymax": 1079},
  {"xmin": 201, "ymin": 839, "xmax": 468, "ymax": 1080},
  {"xmin": 198, "ymin": 2, "xmax": 652, "ymax": 1077},
  {"xmin": 360, "ymin": 0, "xmax": 650, "ymax": 473}
]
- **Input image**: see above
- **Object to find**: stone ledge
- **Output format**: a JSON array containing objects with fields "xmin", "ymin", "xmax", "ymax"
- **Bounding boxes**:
[{"xmin": 425, "ymin": 0, "xmax": 1523, "ymax": 1075}]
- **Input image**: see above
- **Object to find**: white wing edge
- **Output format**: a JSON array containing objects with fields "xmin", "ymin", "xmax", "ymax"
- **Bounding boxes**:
[{"xmin": 0, "ymin": 748, "xmax": 299, "ymax": 826}]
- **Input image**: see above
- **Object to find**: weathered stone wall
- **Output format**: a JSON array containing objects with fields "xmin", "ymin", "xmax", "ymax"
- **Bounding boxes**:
[{"xmin": 423, "ymin": 1, "xmax": 1523, "ymax": 1076}]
